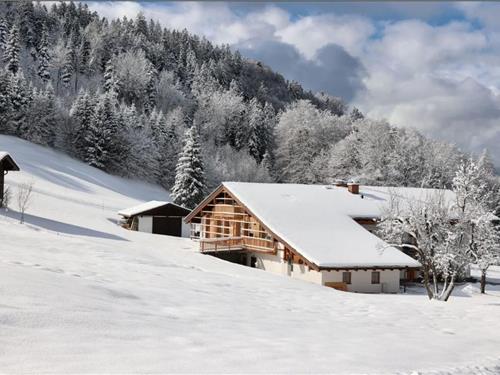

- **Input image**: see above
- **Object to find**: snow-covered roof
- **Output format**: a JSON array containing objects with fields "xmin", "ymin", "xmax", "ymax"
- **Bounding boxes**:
[
  {"xmin": 221, "ymin": 182, "xmax": 450, "ymax": 268},
  {"xmin": 118, "ymin": 201, "xmax": 186, "ymax": 218},
  {"xmin": 0, "ymin": 151, "xmax": 20, "ymax": 171}
]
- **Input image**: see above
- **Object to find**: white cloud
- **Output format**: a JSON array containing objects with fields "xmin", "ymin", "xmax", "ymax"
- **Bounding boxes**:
[
  {"xmin": 355, "ymin": 19, "xmax": 500, "ymax": 164},
  {"xmin": 86, "ymin": 1, "xmax": 143, "ymax": 20},
  {"xmin": 276, "ymin": 14, "xmax": 374, "ymax": 59}
]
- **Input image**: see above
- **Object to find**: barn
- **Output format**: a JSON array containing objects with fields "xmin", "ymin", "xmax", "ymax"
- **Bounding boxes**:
[
  {"xmin": 0, "ymin": 152, "xmax": 20, "ymax": 207},
  {"xmin": 118, "ymin": 201, "xmax": 191, "ymax": 237}
]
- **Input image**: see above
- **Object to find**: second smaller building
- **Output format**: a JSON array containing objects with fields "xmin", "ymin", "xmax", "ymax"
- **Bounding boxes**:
[{"xmin": 118, "ymin": 201, "xmax": 191, "ymax": 237}]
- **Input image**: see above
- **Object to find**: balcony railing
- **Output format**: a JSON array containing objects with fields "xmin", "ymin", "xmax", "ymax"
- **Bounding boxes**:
[
  {"xmin": 200, "ymin": 237, "xmax": 244, "ymax": 252},
  {"xmin": 199, "ymin": 236, "xmax": 275, "ymax": 253}
]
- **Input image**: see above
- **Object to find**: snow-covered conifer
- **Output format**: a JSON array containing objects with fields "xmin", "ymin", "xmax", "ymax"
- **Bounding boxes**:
[
  {"xmin": 349, "ymin": 107, "xmax": 364, "ymax": 121},
  {"xmin": 4, "ymin": 25, "xmax": 20, "ymax": 74},
  {"xmin": 85, "ymin": 93, "xmax": 117, "ymax": 169},
  {"xmin": 171, "ymin": 126, "xmax": 206, "ymax": 208},
  {"xmin": 37, "ymin": 29, "xmax": 51, "ymax": 82},
  {"xmin": 0, "ymin": 18, "xmax": 8, "ymax": 50},
  {"xmin": 103, "ymin": 60, "xmax": 117, "ymax": 93},
  {"xmin": 25, "ymin": 85, "xmax": 57, "ymax": 146},
  {"xmin": 70, "ymin": 90, "xmax": 97, "ymax": 158},
  {"xmin": 247, "ymin": 98, "xmax": 266, "ymax": 162},
  {"xmin": 9, "ymin": 72, "xmax": 32, "ymax": 135},
  {"xmin": 61, "ymin": 47, "xmax": 73, "ymax": 88}
]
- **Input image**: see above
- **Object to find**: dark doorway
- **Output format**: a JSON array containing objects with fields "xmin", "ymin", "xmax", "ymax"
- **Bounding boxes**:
[
  {"xmin": 153, "ymin": 216, "xmax": 182, "ymax": 236},
  {"xmin": 250, "ymin": 256, "xmax": 257, "ymax": 268}
]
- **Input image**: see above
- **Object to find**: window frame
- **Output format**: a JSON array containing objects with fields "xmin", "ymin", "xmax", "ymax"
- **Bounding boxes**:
[
  {"xmin": 342, "ymin": 271, "xmax": 351, "ymax": 284},
  {"xmin": 371, "ymin": 271, "xmax": 380, "ymax": 284}
]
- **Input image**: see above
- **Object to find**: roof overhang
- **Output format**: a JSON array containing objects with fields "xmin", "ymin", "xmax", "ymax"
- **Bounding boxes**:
[
  {"xmin": 184, "ymin": 185, "xmax": 225, "ymax": 223},
  {"xmin": 0, "ymin": 153, "xmax": 20, "ymax": 172}
]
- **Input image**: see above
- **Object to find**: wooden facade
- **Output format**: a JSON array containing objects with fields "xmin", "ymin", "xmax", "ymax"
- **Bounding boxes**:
[
  {"xmin": 0, "ymin": 153, "xmax": 20, "ymax": 207},
  {"xmin": 189, "ymin": 187, "xmax": 277, "ymax": 254},
  {"xmin": 186, "ymin": 186, "xmax": 320, "ymax": 271}
]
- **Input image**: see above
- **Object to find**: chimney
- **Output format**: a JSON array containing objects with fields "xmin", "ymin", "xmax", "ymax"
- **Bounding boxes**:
[{"xmin": 347, "ymin": 182, "xmax": 359, "ymax": 194}]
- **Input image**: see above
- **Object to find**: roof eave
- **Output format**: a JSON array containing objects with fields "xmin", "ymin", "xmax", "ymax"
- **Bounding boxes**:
[{"xmin": 0, "ymin": 154, "xmax": 20, "ymax": 171}]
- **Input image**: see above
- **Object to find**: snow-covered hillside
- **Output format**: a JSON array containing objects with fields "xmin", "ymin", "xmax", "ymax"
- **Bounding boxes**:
[{"xmin": 1, "ymin": 135, "xmax": 499, "ymax": 374}]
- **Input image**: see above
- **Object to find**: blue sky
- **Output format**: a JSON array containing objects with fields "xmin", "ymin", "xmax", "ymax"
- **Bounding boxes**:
[{"xmin": 87, "ymin": 1, "xmax": 500, "ymax": 165}]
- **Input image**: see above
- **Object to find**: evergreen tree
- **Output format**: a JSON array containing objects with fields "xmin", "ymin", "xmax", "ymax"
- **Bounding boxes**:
[
  {"xmin": 61, "ymin": 47, "xmax": 73, "ymax": 88},
  {"xmin": 171, "ymin": 126, "xmax": 206, "ymax": 208},
  {"xmin": 18, "ymin": 1, "xmax": 35, "ymax": 54},
  {"xmin": 135, "ymin": 12, "xmax": 148, "ymax": 37},
  {"xmin": 9, "ymin": 72, "xmax": 32, "ymax": 136},
  {"xmin": 261, "ymin": 150, "xmax": 276, "ymax": 180},
  {"xmin": 103, "ymin": 60, "xmax": 117, "ymax": 93},
  {"xmin": 85, "ymin": 93, "xmax": 117, "ymax": 169},
  {"xmin": 61, "ymin": 32, "xmax": 84, "ymax": 92},
  {"xmin": 144, "ymin": 67, "xmax": 156, "ymax": 114},
  {"xmin": 0, "ymin": 18, "xmax": 8, "ymax": 50},
  {"xmin": 37, "ymin": 28, "xmax": 51, "ymax": 82},
  {"xmin": 247, "ymin": 97, "xmax": 266, "ymax": 162},
  {"xmin": 350, "ymin": 107, "xmax": 364, "ymax": 121},
  {"xmin": 25, "ymin": 85, "xmax": 57, "ymax": 146},
  {"xmin": 0, "ymin": 69, "xmax": 13, "ymax": 134},
  {"xmin": 4, "ymin": 25, "xmax": 20, "ymax": 74},
  {"xmin": 79, "ymin": 36, "xmax": 91, "ymax": 74},
  {"xmin": 70, "ymin": 89, "xmax": 97, "ymax": 158},
  {"xmin": 161, "ymin": 107, "xmax": 184, "ymax": 188}
]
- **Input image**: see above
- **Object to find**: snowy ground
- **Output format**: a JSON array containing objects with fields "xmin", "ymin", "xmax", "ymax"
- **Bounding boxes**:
[{"xmin": 1, "ymin": 135, "xmax": 500, "ymax": 374}]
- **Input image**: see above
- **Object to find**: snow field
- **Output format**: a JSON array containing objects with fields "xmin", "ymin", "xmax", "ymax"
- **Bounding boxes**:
[{"xmin": 0, "ymin": 135, "xmax": 500, "ymax": 373}]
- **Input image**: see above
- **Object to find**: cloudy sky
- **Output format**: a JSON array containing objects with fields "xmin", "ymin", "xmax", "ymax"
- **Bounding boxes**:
[{"xmin": 86, "ymin": 1, "xmax": 500, "ymax": 166}]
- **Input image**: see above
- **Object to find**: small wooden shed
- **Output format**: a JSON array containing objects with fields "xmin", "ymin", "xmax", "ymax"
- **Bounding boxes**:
[
  {"xmin": 118, "ymin": 201, "xmax": 191, "ymax": 237},
  {"xmin": 0, "ymin": 152, "xmax": 20, "ymax": 207}
]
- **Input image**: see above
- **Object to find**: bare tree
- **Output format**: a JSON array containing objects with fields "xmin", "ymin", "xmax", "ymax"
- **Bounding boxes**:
[
  {"xmin": 17, "ymin": 182, "xmax": 34, "ymax": 224},
  {"xmin": 377, "ymin": 190, "xmax": 463, "ymax": 301}
]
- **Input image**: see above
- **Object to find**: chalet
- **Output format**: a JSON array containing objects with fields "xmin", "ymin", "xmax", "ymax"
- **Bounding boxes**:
[
  {"xmin": 0, "ymin": 152, "xmax": 20, "ymax": 207},
  {"xmin": 118, "ymin": 201, "xmax": 191, "ymax": 237},
  {"xmin": 184, "ymin": 182, "xmax": 455, "ymax": 293}
]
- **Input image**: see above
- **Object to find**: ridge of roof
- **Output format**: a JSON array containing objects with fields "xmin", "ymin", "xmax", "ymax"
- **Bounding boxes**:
[{"xmin": 118, "ymin": 200, "xmax": 187, "ymax": 218}]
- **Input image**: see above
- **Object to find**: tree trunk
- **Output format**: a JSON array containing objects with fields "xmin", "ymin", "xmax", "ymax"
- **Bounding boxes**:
[
  {"xmin": 74, "ymin": 71, "xmax": 78, "ymax": 94},
  {"xmin": 442, "ymin": 277, "xmax": 455, "ymax": 301},
  {"xmin": 422, "ymin": 268, "xmax": 434, "ymax": 300},
  {"xmin": 481, "ymin": 270, "xmax": 487, "ymax": 294}
]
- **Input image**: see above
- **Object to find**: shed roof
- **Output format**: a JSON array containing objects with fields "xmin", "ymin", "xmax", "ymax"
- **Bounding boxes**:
[
  {"xmin": 118, "ymin": 201, "xmax": 189, "ymax": 218},
  {"xmin": 215, "ymin": 182, "xmax": 453, "ymax": 269},
  {"xmin": 0, "ymin": 152, "xmax": 20, "ymax": 171}
]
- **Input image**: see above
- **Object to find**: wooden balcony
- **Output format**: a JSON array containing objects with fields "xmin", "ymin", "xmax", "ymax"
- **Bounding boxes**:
[
  {"xmin": 199, "ymin": 236, "xmax": 276, "ymax": 254},
  {"xmin": 200, "ymin": 237, "xmax": 244, "ymax": 252}
]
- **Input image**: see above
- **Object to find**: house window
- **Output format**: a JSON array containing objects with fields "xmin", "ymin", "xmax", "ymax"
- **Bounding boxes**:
[
  {"xmin": 371, "ymin": 271, "xmax": 380, "ymax": 284},
  {"xmin": 342, "ymin": 271, "xmax": 351, "ymax": 284}
]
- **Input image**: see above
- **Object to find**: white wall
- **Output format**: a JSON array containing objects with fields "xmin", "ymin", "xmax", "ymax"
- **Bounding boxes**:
[
  {"xmin": 181, "ymin": 221, "xmax": 190, "ymax": 238},
  {"xmin": 247, "ymin": 250, "xmax": 287, "ymax": 275},
  {"xmin": 138, "ymin": 216, "xmax": 153, "ymax": 233},
  {"xmin": 291, "ymin": 264, "xmax": 323, "ymax": 283},
  {"xmin": 234, "ymin": 242, "xmax": 401, "ymax": 294},
  {"xmin": 246, "ymin": 249, "xmax": 322, "ymax": 284},
  {"xmin": 322, "ymin": 269, "xmax": 400, "ymax": 293}
]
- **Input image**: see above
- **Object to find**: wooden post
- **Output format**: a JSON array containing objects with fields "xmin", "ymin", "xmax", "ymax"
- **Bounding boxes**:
[{"xmin": 0, "ymin": 169, "xmax": 4, "ymax": 207}]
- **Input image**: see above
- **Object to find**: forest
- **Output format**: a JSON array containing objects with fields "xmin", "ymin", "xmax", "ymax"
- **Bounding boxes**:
[{"xmin": 0, "ymin": 1, "xmax": 498, "ymax": 212}]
